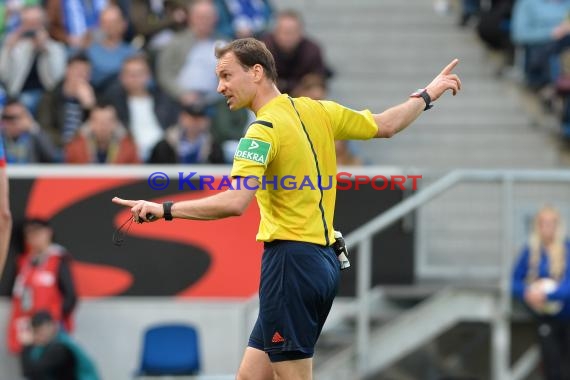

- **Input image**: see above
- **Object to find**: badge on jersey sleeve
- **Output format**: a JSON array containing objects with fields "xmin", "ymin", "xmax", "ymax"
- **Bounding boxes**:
[{"xmin": 234, "ymin": 138, "xmax": 271, "ymax": 165}]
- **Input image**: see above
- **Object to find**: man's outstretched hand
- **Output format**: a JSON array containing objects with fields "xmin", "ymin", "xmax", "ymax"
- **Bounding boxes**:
[
  {"xmin": 112, "ymin": 197, "xmax": 163, "ymax": 223},
  {"xmin": 425, "ymin": 58, "xmax": 462, "ymax": 102}
]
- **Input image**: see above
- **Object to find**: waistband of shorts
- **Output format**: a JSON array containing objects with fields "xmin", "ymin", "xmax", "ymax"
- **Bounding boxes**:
[{"xmin": 263, "ymin": 239, "xmax": 329, "ymax": 249}]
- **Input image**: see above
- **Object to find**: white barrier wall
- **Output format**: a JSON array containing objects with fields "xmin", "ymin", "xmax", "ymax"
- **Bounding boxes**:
[{"xmin": 0, "ymin": 298, "xmax": 248, "ymax": 379}]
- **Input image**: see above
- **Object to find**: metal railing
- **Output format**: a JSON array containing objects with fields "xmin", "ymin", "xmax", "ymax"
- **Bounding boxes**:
[{"xmin": 345, "ymin": 169, "xmax": 570, "ymax": 379}]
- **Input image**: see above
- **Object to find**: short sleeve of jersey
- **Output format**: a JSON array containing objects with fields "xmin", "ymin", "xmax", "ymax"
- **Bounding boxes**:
[
  {"xmin": 0, "ymin": 135, "xmax": 6, "ymax": 167},
  {"xmin": 231, "ymin": 122, "xmax": 278, "ymax": 180},
  {"xmin": 319, "ymin": 100, "xmax": 378, "ymax": 140}
]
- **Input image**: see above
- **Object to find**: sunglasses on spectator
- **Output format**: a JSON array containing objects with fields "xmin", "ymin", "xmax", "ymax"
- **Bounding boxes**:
[{"xmin": 1, "ymin": 114, "xmax": 22, "ymax": 121}]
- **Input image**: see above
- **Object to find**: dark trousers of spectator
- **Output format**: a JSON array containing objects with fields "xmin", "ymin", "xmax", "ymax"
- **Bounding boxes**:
[
  {"xmin": 463, "ymin": 0, "xmax": 480, "ymax": 15},
  {"xmin": 460, "ymin": 0, "xmax": 481, "ymax": 26},
  {"xmin": 523, "ymin": 42, "xmax": 559, "ymax": 91},
  {"xmin": 536, "ymin": 318, "xmax": 570, "ymax": 380},
  {"xmin": 555, "ymin": 36, "xmax": 570, "ymax": 136}
]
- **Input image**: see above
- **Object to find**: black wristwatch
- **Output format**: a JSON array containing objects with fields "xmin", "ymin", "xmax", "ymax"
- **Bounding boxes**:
[
  {"xmin": 410, "ymin": 88, "xmax": 433, "ymax": 111},
  {"xmin": 163, "ymin": 201, "xmax": 174, "ymax": 221}
]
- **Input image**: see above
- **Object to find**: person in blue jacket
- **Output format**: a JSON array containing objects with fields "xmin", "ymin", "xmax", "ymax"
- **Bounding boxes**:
[
  {"xmin": 512, "ymin": 205, "xmax": 570, "ymax": 380},
  {"xmin": 511, "ymin": 0, "xmax": 570, "ymax": 90}
]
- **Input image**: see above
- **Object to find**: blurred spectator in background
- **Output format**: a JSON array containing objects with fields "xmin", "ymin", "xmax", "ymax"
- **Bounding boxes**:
[
  {"xmin": 157, "ymin": 0, "xmax": 223, "ymax": 106},
  {"xmin": 0, "ymin": 5, "xmax": 67, "ymax": 115},
  {"xmin": 157, "ymin": 0, "xmax": 251, "ymax": 163},
  {"xmin": 45, "ymin": 0, "xmax": 108, "ymax": 51},
  {"xmin": 20, "ymin": 310, "xmax": 76, "ymax": 380},
  {"xmin": 208, "ymin": 99, "xmax": 251, "ymax": 163},
  {"xmin": 7, "ymin": 218, "xmax": 77, "ymax": 355},
  {"xmin": 512, "ymin": 205, "xmax": 570, "ymax": 380},
  {"xmin": 291, "ymin": 72, "xmax": 327, "ymax": 100},
  {"xmin": 64, "ymin": 102, "xmax": 140, "ymax": 164},
  {"xmin": 86, "ymin": 4, "xmax": 137, "ymax": 94},
  {"xmin": 476, "ymin": 0, "xmax": 515, "ymax": 67},
  {"xmin": 460, "ymin": 0, "xmax": 481, "ymax": 27},
  {"xmin": 149, "ymin": 102, "xmax": 222, "ymax": 163},
  {"xmin": 20, "ymin": 310, "xmax": 100, "ymax": 380},
  {"xmin": 0, "ymin": 1, "xmax": 42, "ymax": 42},
  {"xmin": 261, "ymin": 9, "xmax": 332, "ymax": 96},
  {"xmin": 101, "ymin": 54, "xmax": 179, "ymax": 162},
  {"xmin": 1, "ymin": 98, "xmax": 61, "ymax": 163},
  {"xmin": 335, "ymin": 140, "xmax": 363, "ymax": 167},
  {"xmin": 129, "ymin": 0, "xmax": 188, "ymax": 54},
  {"xmin": 37, "ymin": 52, "xmax": 96, "ymax": 148},
  {"xmin": 511, "ymin": 0, "xmax": 570, "ymax": 91},
  {"xmin": 558, "ymin": 45, "xmax": 570, "ymax": 136},
  {"xmin": 214, "ymin": 0, "xmax": 273, "ymax": 39}
]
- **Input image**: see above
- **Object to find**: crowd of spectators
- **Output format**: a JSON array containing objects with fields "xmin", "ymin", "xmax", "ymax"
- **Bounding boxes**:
[
  {"xmin": 457, "ymin": 0, "xmax": 570, "ymax": 139},
  {"xmin": 0, "ymin": 0, "xmax": 364, "ymax": 166}
]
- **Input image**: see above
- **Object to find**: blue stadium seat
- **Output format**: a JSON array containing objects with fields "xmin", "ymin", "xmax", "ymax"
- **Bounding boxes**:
[{"xmin": 136, "ymin": 324, "xmax": 201, "ymax": 376}]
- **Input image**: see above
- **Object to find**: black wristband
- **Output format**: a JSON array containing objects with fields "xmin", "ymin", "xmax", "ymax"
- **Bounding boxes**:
[
  {"xmin": 410, "ymin": 89, "xmax": 433, "ymax": 111},
  {"xmin": 163, "ymin": 201, "xmax": 174, "ymax": 221}
]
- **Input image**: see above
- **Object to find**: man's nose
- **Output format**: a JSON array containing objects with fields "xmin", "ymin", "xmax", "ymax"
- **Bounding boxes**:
[{"xmin": 217, "ymin": 81, "xmax": 225, "ymax": 94}]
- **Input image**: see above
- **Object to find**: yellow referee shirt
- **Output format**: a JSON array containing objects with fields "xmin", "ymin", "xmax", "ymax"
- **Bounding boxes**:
[{"xmin": 231, "ymin": 94, "xmax": 378, "ymax": 246}]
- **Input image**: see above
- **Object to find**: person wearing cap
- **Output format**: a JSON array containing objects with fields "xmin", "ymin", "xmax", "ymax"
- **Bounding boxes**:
[
  {"xmin": 20, "ymin": 310, "xmax": 100, "ymax": 380},
  {"xmin": 7, "ymin": 218, "xmax": 77, "ymax": 354},
  {"xmin": 148, "ymin": 102, "xmax": 224, "ymax": 164}
]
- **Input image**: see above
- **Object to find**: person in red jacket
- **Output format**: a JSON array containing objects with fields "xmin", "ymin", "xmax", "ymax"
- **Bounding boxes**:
[
  {"xmin": 7, "ymin": 218, "xmax": 77, "ymax": 354},
  {"xmin": 64, "ymin": 102, "xmax": 140, "ymax": 164}
]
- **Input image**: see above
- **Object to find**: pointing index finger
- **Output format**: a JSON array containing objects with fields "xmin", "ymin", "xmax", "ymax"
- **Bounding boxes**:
[
  {"xmin": 112, "ymin": 197, "xmax": 137, "ymax": 207},
  {"xmin": 440, "ymin": 58, "xmax": 459, "ymax": 75}
]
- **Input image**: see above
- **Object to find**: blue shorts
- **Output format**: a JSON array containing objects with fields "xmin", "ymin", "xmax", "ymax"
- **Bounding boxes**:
[{"xmin": 248, "ymin": 240, "xmax": 340, "ymax": 362}]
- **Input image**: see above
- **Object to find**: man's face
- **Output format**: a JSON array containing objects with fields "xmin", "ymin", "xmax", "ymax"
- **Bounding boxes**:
[
  {"xmin": 89, "ymin": 107, "xmax": 118, "ymax": 141},
  {"xmin": 66, "ymin": 61, "xmax": 91, "ymax": 83},
  {"xmin": 274, "ymin": 16, "xmax": 303, "ymax": 53},
  {"xmin": 33, "ymin": 322, "xmax": 56, "ymax": 346},
  {"xmin": 189, "ymin": 1, "xmax": 217, "ymax": 38},
  {"xmin": 121, "ymin": 60, "xmax": 150, "ymax": 94},
  {"xmin": 1, "ymin": 104, "xmax": 28, "ymax": 138},
  {"xmin": 179, "ymin": 113, "xmax": 210, "ymax": 136},
  {"xmin": 99, "ymin": 7, "xmax": 126, "ymax": 40},
  {"xmin": 216, "ymin": 52, "xmax": 257, "ymax": 111},
  {"xmin": 24, "ymin": 224, "xmax": 53, "ymax": 253},
  {"xmin": 20, "ymin": 7, "xmax": 44, "ymax": 33}
]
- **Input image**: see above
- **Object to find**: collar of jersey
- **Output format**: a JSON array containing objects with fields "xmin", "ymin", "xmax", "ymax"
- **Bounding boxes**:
[{"xmin": 256, "ymin": 93, "xmax": 289, "ymax": 116}]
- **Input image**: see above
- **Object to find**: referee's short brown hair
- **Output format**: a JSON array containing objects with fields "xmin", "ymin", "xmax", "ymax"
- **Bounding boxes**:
[{"xmin": 215, "ymin": 38, "xmax": 278, "ymax": 84}]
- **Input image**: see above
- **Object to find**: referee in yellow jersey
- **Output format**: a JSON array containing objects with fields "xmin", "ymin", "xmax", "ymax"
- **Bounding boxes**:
[{"xmin": 113, "ymin": 38, "xmax": 461, "ymax": 379}]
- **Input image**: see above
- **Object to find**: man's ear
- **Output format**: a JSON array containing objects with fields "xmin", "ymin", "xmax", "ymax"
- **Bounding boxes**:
[{"xmin": 252, "ymin": 64, "xmax": 265, "ymax": 83}]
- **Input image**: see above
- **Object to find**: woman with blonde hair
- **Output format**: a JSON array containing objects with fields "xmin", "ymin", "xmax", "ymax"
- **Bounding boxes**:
[{"xmin": 512, "ymin": 205, "xmax": 570, "ymax": 380}]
